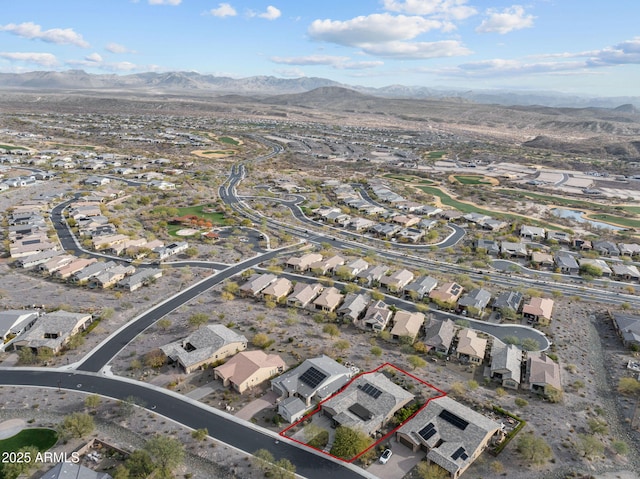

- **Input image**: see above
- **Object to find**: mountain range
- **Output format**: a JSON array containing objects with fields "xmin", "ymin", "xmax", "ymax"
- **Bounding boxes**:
[{"xmin": 0, "ymin": 69, "xmax": 638, "ymax": 110}]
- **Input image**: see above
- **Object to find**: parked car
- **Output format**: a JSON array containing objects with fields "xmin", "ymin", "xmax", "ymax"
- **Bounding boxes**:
[{"xmin": 379, "ymin": 449, "xmax": 393, "ymax": 464}]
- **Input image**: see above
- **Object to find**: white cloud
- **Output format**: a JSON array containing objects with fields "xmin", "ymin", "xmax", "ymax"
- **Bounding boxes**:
[
  {"xmin": 271, "ymin": 54, "xmax": 383, "ymax": 70},
  {"xmin": 382, "ymin": 0, "xmax": 477, "ymax": 20},
  {"xmin": 0, "ymin": 51, "xmax": 58, "ymax": 67},
  {"xmin": 359, "ymin": 39, "xmax": 472, "ymax": 59},
  {"xmin": 270, "ymin": 55, "xmax": 351, "ymax": 66},
  {"xmin": 308, "ymin": 13, "xmax": 448, "ymax": 46},
  {"xmin": 0, "ymin": 22, "xmax": 89, "ymax": 48},
  {"xmin": 476, "ymin": 5, "xmax": 535, "ymax": 34},
  {"xmin": 208, "ymin": 3, "xmax": 237, "ymax": 17},
  {"xmin": 85, "ymin": 52, "xmax": 103, "ymax": 63},
  {"xmin": 148, "ymin": 0, "xmax": 182, "ymax": 5},
  {"xmin": 105, "ymin": 42, "xmax": 135, "ymax": 54},
  {"xmin": 258, "ymin": 6, "xmax": 281, "ymax": 20},
  {"xmin": 585, "ymin": 37, "xmax": 640, "ymax": 66}
]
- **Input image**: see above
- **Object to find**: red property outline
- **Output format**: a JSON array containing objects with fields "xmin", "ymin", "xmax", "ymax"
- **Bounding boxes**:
[{"xmin": 279, "ymin": 362, "xmax": 447, "ymax": 463}]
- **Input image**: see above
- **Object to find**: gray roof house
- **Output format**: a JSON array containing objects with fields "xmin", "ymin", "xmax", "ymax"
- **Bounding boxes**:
[
  {"xmin": 554, "ymin": 253, "xmax": 579, "ymax": 274},
  {"xmin": 611, "ymin": 264, "xmax": 640, "ymax": 281},
  {"xmin": 39, "ymin": 462, "xmax": 112, "ymax": 479},
  {"xmin": 491, "ymin": 291, "xmax": 524, "ymax": 313},
  {"xmin": 474, "ymin": 239, "xmax": 500, "ymax": 256},
  {"xmin": 161, "ymin": 324, "xmax": 247, "ymax": 374},
  {"xmin": 611, "ymin": 312, "xmax": 640, "ymax": 348},
  {"xmin": 404, "ymin": 276, "xmax": 438, "ymax": 300},
  {"xmin": 356, "ymin": 265, "xmax": 389, "ymax": 286},
  {"xmin": 12, "ymin": 310, "xmax": 93, "ymax": 354},
  {"xmin": 396, "ymin": 396, "xmax": 502, "ymax": 479},
  {"xmin": 337, "ymin": 293, "xmax": 370, "ymax": 322},
  {"xmin": 424, "ymin": 319, "xmax": 456, "ymax": 354},
  {"xmin": 321, "ymin": 372, "xmax": 414, "ymax": 437},
  {"xmin": 356, "ymin": 300, "xmax": 393, "ymax": 332},
  {"xmin": 592, "ymin": 240, "xmax": 620, "ymax": 256},
  {"xmin": 272, "ymin": 355, "xmax": 353, "ymax": 411},
  {"xmin": 489, "ymin": 343, "xmax": 523, "ymax": 389},
  {"xmin": 0, "ymin": 310, "xmax": 39, "ymax": 343},
  {"xmin": 457, "ymin": 288, "xmax": 492, "ymax": 314}
]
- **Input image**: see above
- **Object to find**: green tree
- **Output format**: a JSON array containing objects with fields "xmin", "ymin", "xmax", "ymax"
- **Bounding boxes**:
[
  {"xmin": 144, "ymin": 435, "xmax": 185, "ymax": 479},
  {"xmin": 617, "ymin": 377, "xmax": 640, "ymax": 395},
  {"xmin": 521, "ymin": 338, "xmax": 540, "ymax": 351},
  {"xmin": 84, "ymin": 394, "xmax": 101, "ymax": 411},
  {"xmin": 125, "ymin": 450, "xmax": 156, "ymax": 478},
  {"xmin": 579, "ymin": 263, "xmax": 602, "ymax": 277},
  {"xmin": 191, "ymin": 428, "xmax": 208, "ymax": 441},
  {"xmin": 334, "ymin": 340, "xmax": 350, "ymax": 352},
  {"xmin": 612, "ymin": 440, "xmax": 629, "ymax": 455},
  {"xmin": 252, "ymin": 449, "xmax": 275, "ymax": 474},
  {"xmin": 370, "ymin": 345, "xmax": 383, "ymax": 357},
  {"xmin": 587, "ymin": 418, "xmax": 608, "ymax": 435},
  {"xmin": 184, "ymin": 246, "xmax": 198, "ymax": 258},
  {"xmin": 576, "ymin": 433, "xmax": 604, "ymax": 459},
  {"xmin": 17, "ymin": 347, "xmax": 37, "ymax": 365},
  {"xmin": 516, "ymin": 433, "xmax": 553, "ymax": 466},
  {"xmin": 143, "ymin": 349, "xmax": 166, "ymax": 368},
  {"xmin": 416, "ymin": 461, "xmax": 449, "ymax": 479},
  {"xmin": 112, "ymin": 464, "xmax": 131, "ymax": 479},
  {"xmin": 407, "ymin": 355, "xmax": 427, "ymax": 370},
  {"xmin": 188, "ymin": 312, "xmax": 209, "ymax": 329},
  {"xmin": 330, "ymin": 426, "xmax": 373, "ymax": 460},
  {"xmin": 1, "ymin": 446, "xmax": 39, "ymax": 479},
  {"xmin": 156, "ymin": 318, "xmax": 171, "ymax": 331},
  {"xmin": 323, "ymin": 324, "xmax": 340, "ymax": 337},
  {"xmin": 252, "ymin": 333, "xmax": 271, "ymax": 349},
  {"xmin": 58, "ymin": 412, "xmax": 95, "ymax": 439}
]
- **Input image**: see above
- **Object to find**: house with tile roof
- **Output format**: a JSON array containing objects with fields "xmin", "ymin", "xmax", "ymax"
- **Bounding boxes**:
[
  {"xmin": 161, "ymin": 324, "xmax": 247, "ymax": 374},
  {"xmin": 321, "ymin": 372, "xmax": 414, "ymax": 437},
  {"xmin": 337, "ymin": 293, "xmax": 370, "ymax": 323},
  {"xmin": 272, "ymin": 355, "xmax": 353, "ymax": 414},
  {"xmin": 424, "ymin": 319, "xmax": 456, "ymax": 355},
  {"xmin": 356, "ymin": 300, "xmax": 392, "ymax": 332},
  {"xmin": 455, "ymin": 329, "xmax": 487, "ymax": 365},
  {"xmin": 13, "ymin": 310, "xmax": 93, "ymax": 355},
  {"xmin": 396, "ymin": 396, "xmax": 502, "ymax": 479},
  {"xmin": 489, "ymin": 343, "xmax": 523, "ymax": 389},
  {"xmin": 312, "ymin": 287, "xmax": 343, "ymax": 312},
  {"xmin": 390, "ymin": 311, "xmax": 425, "ymax": 343},
  {"xmin": 526, "ymin": 352, "xmax": 561, "ymax": 397},
  {"xmin": 214, "ymin": 350, "xmax": 286, "ymax": 394},
  {"xmin": 286, "ymin": 282, "xmax": 323, "ymax": 309},
  {"xmin": 522, "ymin": 297, "xmax": 554, "ymax": 325}
]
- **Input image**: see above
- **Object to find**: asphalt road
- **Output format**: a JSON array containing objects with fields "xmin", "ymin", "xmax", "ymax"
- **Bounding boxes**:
[
  {"xmin": 0, "ymin": 369, "xmax": 366, "ymax": 479},
  {"xmin": 77, "ymin": 247, "xmax": 294, "ymax": 373}
]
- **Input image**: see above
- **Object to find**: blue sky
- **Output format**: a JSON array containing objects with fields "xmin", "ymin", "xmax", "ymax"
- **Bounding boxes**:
[{"xmin": 1, "ymin": 1, "xmax": 639, "ymax": 96}]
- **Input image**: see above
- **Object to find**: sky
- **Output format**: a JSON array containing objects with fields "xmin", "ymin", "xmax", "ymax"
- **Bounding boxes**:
[{"xmin": 0, "ymin": 0, "xmax": 639, "ymax": 97}]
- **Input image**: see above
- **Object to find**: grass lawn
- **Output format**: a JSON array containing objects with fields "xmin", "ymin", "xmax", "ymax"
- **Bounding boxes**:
[
  {"xmin": 427, "ymin": 151, "xmax": 446, "ymax": 159},
  {"xmin": 176, "ymin": 205, "xmax": 226, "ymax": 224},
  {"xmin": 383, "ymin": 174, "xmax": 434, "ymax": 185},
  {"xmin": 218, "ymin": 136, "xmax": 240, "ymax": 146},
  {"xmin": 52, "ymin": 144, "xmax": 96, "ymax": 150},
  {"xmin": 586, "ymin": 214, "xmax": 640, "ymax": 229},
  {"xmin": 0, "ymin": 144, "xmax": 27, "ymax": 151},
  {"xmin": 201, "ymin": 150, "xmax": 235, "ymax": 155},
  {"xmin": 417, "ymin": 185, "xmax": 570, "ymax": 231},
  {"xmin": 454, "ymin": 175, "xmax": 492, "ymax": 185},
  {"xmin": 0, "ymin": 428, "xmax": 58, "ymax": 453}
]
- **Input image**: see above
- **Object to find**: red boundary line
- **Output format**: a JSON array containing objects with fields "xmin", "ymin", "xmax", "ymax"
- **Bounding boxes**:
[{"xmin": 278, "ymin": 362, "xmax": 447, "ymax": 463}]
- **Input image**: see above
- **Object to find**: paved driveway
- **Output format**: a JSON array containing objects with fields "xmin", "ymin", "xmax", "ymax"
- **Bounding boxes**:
[
  {"xmin": 235, "ymin": 390, "xmax": 278, "ymax": 421},
  {"xmin": 366, "ymin": 442, "xmax": 423, "ymax": 479}
]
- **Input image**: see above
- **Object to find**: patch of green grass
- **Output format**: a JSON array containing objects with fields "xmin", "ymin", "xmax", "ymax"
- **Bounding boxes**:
[
  {"xmin": 497, "ymin": 189, "xmax": 595, "ymax": 208},
  {"xmin": 454, "ymin": 175, "xmax": 492, "ymax": 185},
  {"xmin": 0, "ymin": 144, "xmax": 27, "ymax": 151},
  {"xmin": 176, "ymin": 206, "xmax": 226, "ymax": 224},
  {"xmin": 0, "ymin": 428, "xmax": 58, "ymax": 453},
  {"xmin": 427, "ymin": 151, "xmax": 446, "ymax": 159},
  {"xmin": 201, "ymin": 150, "xmax": 235, "ymax": 155},
  {"xmin": 383, "ymin": 174, "xmax": 434, "ymax": 185},
  {"xmin": 417, "ymin": 185, "xmax": 570, "ymax": 231},
  {"xmin": 218, "ymin": 136, "xmax": 240, "ymax": 146},
  {"xmin": 587, "ymin": 214, "xmax": 640, "ymax": 229},
  {"xmin": 52, "ymin": 144, "xmax": 95, "ymax": 151}
]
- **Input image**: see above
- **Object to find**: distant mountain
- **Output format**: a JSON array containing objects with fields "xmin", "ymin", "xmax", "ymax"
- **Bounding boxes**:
[{"xmin": 0, "ymin": 69, "xmax": 639, "ymax": 109}]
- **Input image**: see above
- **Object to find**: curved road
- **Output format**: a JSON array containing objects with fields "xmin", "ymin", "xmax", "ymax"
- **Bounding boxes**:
[{"xmin": 0, "ymin": 369, "xmax": 366, "ymax": 479}]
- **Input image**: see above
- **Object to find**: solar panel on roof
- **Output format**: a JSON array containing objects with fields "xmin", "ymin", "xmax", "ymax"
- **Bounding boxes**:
[
  {"xmin": 299, "ymin": 366, "xmax": 327, "ymax": 389},
  {"xmin": 358, "ymin": 383, "xmax": 383, "ymax": 399},
  {"xmin": 451, "ymin": 447, "xmax": 468, "ymax": 460},
  {"xmin": 439, "ymin": 409, "xmax": 469, "ymax": 430},
  {"xmin": 418, "ymin": 422, "xmax": 436, "ymax": 441}
]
